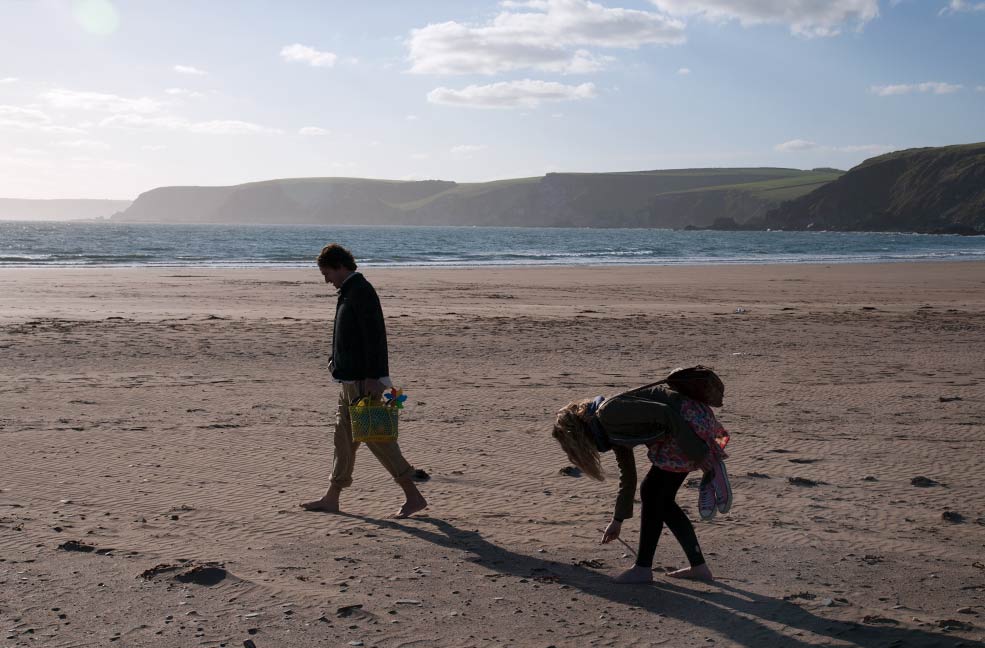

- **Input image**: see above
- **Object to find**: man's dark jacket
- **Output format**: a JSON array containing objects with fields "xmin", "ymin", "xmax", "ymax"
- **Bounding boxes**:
[{"xmin": 330, "ymin": 273, "xmax": 389, "ymax": 381}]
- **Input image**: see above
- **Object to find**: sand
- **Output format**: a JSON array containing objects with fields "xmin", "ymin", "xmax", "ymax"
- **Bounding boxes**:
[{"xmin": 1, "ymin": 262, "xmax": 984, "ymax": 647}]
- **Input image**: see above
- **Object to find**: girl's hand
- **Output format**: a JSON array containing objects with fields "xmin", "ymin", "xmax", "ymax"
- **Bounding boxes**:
[{"xmin": 601, "ymin": 519, "xmax": 622, "ymax": 544}]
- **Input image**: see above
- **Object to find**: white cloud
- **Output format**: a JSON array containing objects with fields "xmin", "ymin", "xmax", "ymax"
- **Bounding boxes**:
[
  {"xmin": 54, "ymin": 139, "xmax": 111, "ymax": 151},
  {"xmin": 775, "ymin": 139, "xmax": 893, "ymax": 154},
  {"xmin": 870, "ymin": 81, "xmax": 963, "ymax": 95},
  {"xmin": 42, "ymin": 88, "xmax": 163, "ymax": 114},
  {"xmin": 165, "ymin": 87, "xmax": 205, "ymax": 98},
  {"xmin": 99, "ymin": 113, "xmax": 281, "ymax": 135},
  {"xmin": 406, "ymin": 114, "xmax": 419, "ymax": 121},
  {"xmin": 0, "ymin": 105, "xmax": 87, "ymax": 134},
  {"xmin": 677, "ymin": 66, "xmax": 691, "ymax": 75},
  {"xmin": 141, "ymin": 144, "xmax": 168, "ymax": 151},
  {"xmin": 298, "ymin": 126, "xmax": 331, "ymax": 136},
  {"xmin": 408, "ymin": 0, "xmax": 685, "ymax": 75},
  {"xmin": 650, "ymin": 0, "xmax": 880, "ymax": 37},
  {"xmin": 0, "ymin": 77, "xmax": 18, "ymax": 84},
  {"xmin": 774, "ymin": 139, "xmax": 819, "ymax": 152},
  {"xmin": 280, "ymin": 44, "xmax": 338, "ymax": 68},
  {"xmin": 940, "ymin": 0, "xmax": 985, "ymax": 14},
  {"xmin": 450, "ymin": 144, "xmax": 487, "ymax": 157},
  {"xmin": 428, "ymin": 79, "xmax": 597, "ymax": 108},
  {"xmin": 174, "ymin": 65, "xmax": 207, "ymax": 76}
]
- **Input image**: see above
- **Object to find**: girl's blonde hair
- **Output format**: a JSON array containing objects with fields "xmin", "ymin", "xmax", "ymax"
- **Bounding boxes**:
[{"xmin": 552, "ymin": 399, "xmax": 604, "ymax": 481}]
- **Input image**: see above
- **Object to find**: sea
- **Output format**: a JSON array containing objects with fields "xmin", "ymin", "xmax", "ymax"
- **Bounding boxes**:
[{"xmin": 2, "ymin": 221, "xmax": 985, "ymax": 268}]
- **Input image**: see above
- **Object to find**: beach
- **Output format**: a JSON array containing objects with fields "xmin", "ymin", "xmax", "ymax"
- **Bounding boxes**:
[{"xmin": 1, "ymin": 261, "xmax": 984, "ymax": 647}]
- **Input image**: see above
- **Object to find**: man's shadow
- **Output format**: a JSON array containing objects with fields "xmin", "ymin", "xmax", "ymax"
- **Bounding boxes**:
[{"xmin": 346, "ymin": 514, "xmax": 961, "ymax": 648}]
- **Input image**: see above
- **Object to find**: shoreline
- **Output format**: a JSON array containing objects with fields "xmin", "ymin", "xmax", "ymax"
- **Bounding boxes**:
[{"xmin": 2, "ymin": 254, "xmax": 985, "ymax": 271}]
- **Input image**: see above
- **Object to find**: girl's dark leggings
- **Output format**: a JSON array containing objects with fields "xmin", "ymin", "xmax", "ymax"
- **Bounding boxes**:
[{"xmin": 636, "ymin": 466, "xmax": 705, "ymax": 569}]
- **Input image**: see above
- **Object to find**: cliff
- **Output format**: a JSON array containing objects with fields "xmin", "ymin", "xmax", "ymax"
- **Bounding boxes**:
[
  {"xmin": 112, "ymin": 169, "xmax": 839, "ymax": 228},
  {"xmin": 765, "ymin": 143, "xmax": 985, "ymax": 234}
]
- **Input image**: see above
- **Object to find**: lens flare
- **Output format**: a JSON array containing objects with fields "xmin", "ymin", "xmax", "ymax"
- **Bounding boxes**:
[{"xmin": 73, "ymin": 0, "xmax": 120, "ymax": 36}]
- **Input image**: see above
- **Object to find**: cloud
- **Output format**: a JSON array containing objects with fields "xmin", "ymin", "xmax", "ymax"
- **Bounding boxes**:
[
  {"xmin": 650, "ymin": 0, "xmax": 880, "ymax": 37},
  {"xmin": 54, "ymin": 139, "xmax": 111, "ymax": 151},
  {"xmin": 428, "ymin": 79, "xmax": 597, "ymax": 108},
  {"xmin": 775, "ymin": 139, "xmax": 893, "ymax": 154},
  {"xmin": 408, "ymin": 0, "xmax": 685, "ymax": 75},
  {"xmin": 0, "ymin": 105, "xmax": 88, "ymax": 134},
  {"xmin": 677, "ymin": 66, "xmax": 691, "ymax": 75},
  {"xmin": 870, "ymin": 81, "xmax": 963, "ymax": 95},
  {"xmin": 774, "ymin": 139, "xmax": 819, "ymax": 152},
  {"xmin": 940, "ymin": 0, "xmax": 985, "ymax": 14},
  {"xmin": 174, "ymin": 65, "xmax": 207, "ymax": 76},
  {"xmin": 141, "ymin": 144, "xmax": 168, "ymax": 151},
  {"xmin": 280, "ymin": 44, "xmax": 338, "ymax": 68},
  {"xmin": 42, "ymin": 88, "xmax": 163, "ymax": 113},
  {"xmin": 99, "ymin": 113, "xmax": 281, "ymax": 134},
  {"xmin": 450, "ymin": 144, "xmax": 487, "ymax": 157},
  {"xmin": 298, "ymin": 126, "xmax": 331, "ymax": 136},
  {"xmin": 978, "ymin": 85, "xmax": 985, "ymax": 92},
  {"xmin": 0, "ymin": 77, "xmax": 18, "ymax": 84},
  {"xmin": 165, "ymin": 87, "xmax": 205, "ymax": 98}
]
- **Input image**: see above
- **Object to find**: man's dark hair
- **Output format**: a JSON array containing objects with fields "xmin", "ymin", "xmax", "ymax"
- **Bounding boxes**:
[{"xmin": 317, "ymin": 244, "xmax": 357, "ymax": 271}]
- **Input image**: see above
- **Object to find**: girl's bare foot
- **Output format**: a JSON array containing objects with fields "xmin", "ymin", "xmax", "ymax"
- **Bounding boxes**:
[
  {"xmin": 667, "ymin": 564, "xmax": 714, "ymax": 581},
  {"xmin": 391, "ymin": 495, "xmax": 428, "ymax": 518},
  {"xmin": 613, "ymin": 565, "xmax": 653, "ymax": 584}
]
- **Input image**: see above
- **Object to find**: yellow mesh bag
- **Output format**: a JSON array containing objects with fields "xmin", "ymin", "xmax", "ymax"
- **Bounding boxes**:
[{"xmin": 348, "ymin": 397, "xmax": 399, "ymax": 443}]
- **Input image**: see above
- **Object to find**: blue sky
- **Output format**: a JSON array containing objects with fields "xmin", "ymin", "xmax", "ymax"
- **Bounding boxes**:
[{"xmin": 1, "ymin": 0, "xmax": 983, "ymax": 199}]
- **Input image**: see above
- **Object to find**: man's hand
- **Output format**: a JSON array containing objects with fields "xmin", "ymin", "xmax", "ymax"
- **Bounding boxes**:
[
  {"xmin": 601, "ymin": 519, "xmax": 622, "ymax": 544},
  {"xmin": 362, "ymin": 378, "xmax": 385, "ymax": 400}
]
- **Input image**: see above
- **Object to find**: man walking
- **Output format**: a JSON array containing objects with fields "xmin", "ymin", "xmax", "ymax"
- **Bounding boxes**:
[{"xmin": 301, "ymin": 244, "xmax": 428, "ymax": 518}]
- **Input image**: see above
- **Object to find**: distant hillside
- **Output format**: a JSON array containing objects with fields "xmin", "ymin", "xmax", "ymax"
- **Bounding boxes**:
[
  {"xmin": 765, "ymin": 143, "xmax": 985, "ymax": 234},
  {"xmin": 0, "ymin": 198, "xmax": 132, "ymax": 221},
  {"xmin": 112, "ymin": 168, "xmax": 840, "ymax": 228}
]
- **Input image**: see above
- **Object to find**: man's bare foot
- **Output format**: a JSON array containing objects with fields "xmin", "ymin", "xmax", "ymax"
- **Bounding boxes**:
[
  {"xmin": 613, "ymin": 565, "xmax": 653, "ymax": 584},
  {"xmin": 298, "ymin": 493, "xmax": 339, "ymax": 513},
  {"xmin": 391, "ymin": 495, "xmax": 427, "ymax": 519},
  {"xmin": 667, "ymin": 564, "xmax": 714, "ymax": 581}
]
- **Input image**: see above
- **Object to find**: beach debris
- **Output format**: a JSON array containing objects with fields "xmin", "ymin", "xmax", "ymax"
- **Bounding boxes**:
[
  {"xmin": 175, "ymin": 564, "xmax": 227, "ymax": 586},
  {"xmin": 939, "ymin": 396, "xmax": 963, "ymax": 402},
  {"xmin": 746, "ymin": 472, "xmax": 770, "ymax": 479},
  {"xmin": 938, "ymin": 618, "xmax": 975, "ymax": 631},
  {"xmin": 336, "ymin": 604, "xmax": 364, "ymax": 618},
  {"xmin": 789, "ymin": 458, "xmax": 820, "ymax": 464},
  {"xmin": 860, "ymin": 306, "xmax": 877, "ymax": 311},
  {"xmin": 862, "ymin": 615, "xmax": 899, "ymax": 625},
  {"xmin": 138, "ymin": 563, "xmax": 183, "ymax": 579},
  {"xmin": 861, "ymin": 555, "xmax": 884, "ymax": 565},
  {"xmin": 783, "ymin": 592, "xmax": 816, "ymax": 601},
  {"xmin": 577, "ymin": 559, "xmax": 605, "ymax": 569},
  {"xmin": 396, "ymin": 599, "xmax": 422, "ymax": 605},
  {"xmin": 558, "ymin": 465, "xmax": 582, "ymax": 477},
  {"xmin": 957, "ymin": 607, "xmax": 977, "ymax": 614},
  {"xmin": 57, "ymin": 540, "xmax": 96, "ymax": 553},
  {"xmin": 862, "ymin": 475, "xmax": 878, "ymax": 482},
  {"xmin": 243, "ymin": 640, "xmax": 257, "ymax": 648},
  {"xmin": 734, "ymin": 307, "xmax": 747, "ymax": 314},
  {"xmin": 911, "ymin": 476, "xmax": 940, "ymax": 487},
  {"xmin": 788, "ymin": 477, "xmax": 824, "ymax": 487},
  {"xmin": 942, "ymin": 511, "xmax": 965, "ymax": 524}
]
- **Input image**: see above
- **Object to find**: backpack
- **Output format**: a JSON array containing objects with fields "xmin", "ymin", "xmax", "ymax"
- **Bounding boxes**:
[{"xmin": 629, "ymin": 365, "xmax": 725, "ymax": 407}]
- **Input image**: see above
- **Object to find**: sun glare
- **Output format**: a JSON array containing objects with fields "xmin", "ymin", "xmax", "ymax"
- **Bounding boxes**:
[{"xmin": 72, "ymin": 0, "xmax": 120, "ymax": 36}]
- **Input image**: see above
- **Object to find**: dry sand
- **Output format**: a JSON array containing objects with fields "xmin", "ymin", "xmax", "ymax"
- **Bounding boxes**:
[{"xmin": 1, "ymin": 262, "xmax": 984, "ymax": 647}]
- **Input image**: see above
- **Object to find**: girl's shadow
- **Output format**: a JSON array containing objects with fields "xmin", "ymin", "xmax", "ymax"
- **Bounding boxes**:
[{"xmin": 348, "ymin": 514, "xmax": 961, "ymax": 648}]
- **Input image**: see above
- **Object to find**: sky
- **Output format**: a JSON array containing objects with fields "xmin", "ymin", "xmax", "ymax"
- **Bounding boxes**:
[{"xmin": 1, "ymin": 0, "xmax": 983, "ymax": 200}]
